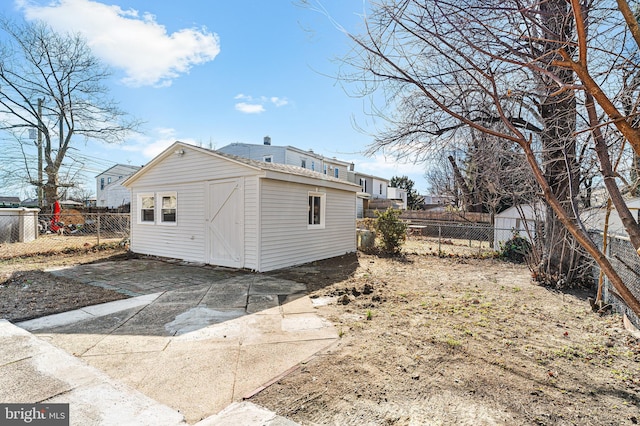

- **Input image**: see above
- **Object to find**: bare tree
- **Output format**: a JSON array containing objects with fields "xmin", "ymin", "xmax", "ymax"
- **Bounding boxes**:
[
  {"xmin": 337, "ymin": 0, "xmax": 640, "ymax": 314},
  {"xmin": 0, "ymin": 19, "xmax": 139, "ymax": 207}
]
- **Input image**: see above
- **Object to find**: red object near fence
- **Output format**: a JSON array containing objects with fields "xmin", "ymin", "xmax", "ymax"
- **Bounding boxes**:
[{"xmin": 51, "ymin": 200, "xmax": 62, "ymax": 232}]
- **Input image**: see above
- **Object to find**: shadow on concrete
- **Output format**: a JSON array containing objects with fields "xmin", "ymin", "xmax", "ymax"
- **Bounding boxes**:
[{"xmin": 17, "ymin": 253, "xmax": 359, "ymax": 338}]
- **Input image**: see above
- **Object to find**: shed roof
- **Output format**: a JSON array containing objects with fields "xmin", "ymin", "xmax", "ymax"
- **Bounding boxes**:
[{"xmin": 123, "ymin": 141, "xmax": 361, "ymax": 192}]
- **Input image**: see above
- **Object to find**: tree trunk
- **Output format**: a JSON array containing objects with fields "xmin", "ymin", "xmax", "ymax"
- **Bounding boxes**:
[
  {"xmin": 43, "ymin": 165, "xmax": 59, "ymax": 207},
  {"xmin": 448, "ymin": 155, "xmax": 482, "ymax": 213},
  {"xmin": 536, "ymin": 0, "xmax": 584, "ymax": 285}
]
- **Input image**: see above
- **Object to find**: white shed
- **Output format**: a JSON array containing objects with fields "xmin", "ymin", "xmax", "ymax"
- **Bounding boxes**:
[
  {"xmin": 581, "ymin": 197, "xmax": 640, "ymax": 238},
  {"xmin": 123, "ymin": 142, "xmax": 360, "ymax": 272},
  {"xmin": 494, "ymin": 204, "xmax": 544, "ymax": 248}
]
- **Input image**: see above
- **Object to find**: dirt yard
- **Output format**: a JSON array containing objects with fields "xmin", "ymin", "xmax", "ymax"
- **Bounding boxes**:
[
  {"xmin": 1, "ymin": 241, "xmax": 639, "ymax": 425},
  {"xmin": 257, "ymin": 253, "xmax": 640, "ymax": 425},
  {"xmin": 0, "ymin": 248, "xmax": 131, "ymax": 322}
]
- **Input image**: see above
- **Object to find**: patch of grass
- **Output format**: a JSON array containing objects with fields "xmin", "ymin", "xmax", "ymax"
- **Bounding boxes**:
[
  {"xmin": 366, "ymin": 310, "xmax": 373, "ymax": 321},
  {"xmin": 445, "ymin": 337, "xmax": 462, "ymax": 348}
]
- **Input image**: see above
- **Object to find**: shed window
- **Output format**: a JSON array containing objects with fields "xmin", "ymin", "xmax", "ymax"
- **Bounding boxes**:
[
  {"xmin": 160, "ymin": 193, "xmax": 177, "ymax": 224},
  {"xmin": 308, "ymin": 192, "xmax": 325, "ymax": 228},
  {"xmin": 140, "ymin": 195, "xmax": 155, "ymax": 223}
]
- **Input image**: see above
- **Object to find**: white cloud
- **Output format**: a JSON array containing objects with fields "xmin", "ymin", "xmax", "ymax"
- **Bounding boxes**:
[
  {"xmin": 270, "ymin": 97, "xmax": 289, "ymax": 107},
  {"xmin": 235, "ymin": 103, "xmax": 265, "ymax": 114},
  {"xmin": 233, "ymin": 93, "xmax": 289, "ymax": 114},
  {"xmin": 16, "ymin": 0, "xmax": 220, "ymax": 87}
]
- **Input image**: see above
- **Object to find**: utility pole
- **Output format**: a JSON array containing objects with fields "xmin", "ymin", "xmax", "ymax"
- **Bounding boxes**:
[{"xmin": 37, "ymin": 98, "xmax": 43, "ymax": 208}]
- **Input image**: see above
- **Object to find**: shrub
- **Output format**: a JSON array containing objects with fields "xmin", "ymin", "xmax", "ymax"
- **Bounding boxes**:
[
  {"xmin": 500, "ymin": 231, "xmax": 532, "ymax": 263},
  {"xmin": 374, "ymin": 208, "xmax": 407, "ymax": 254}
]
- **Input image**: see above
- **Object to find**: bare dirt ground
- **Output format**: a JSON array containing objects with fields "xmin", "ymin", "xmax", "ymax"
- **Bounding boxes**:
[
  {"xmin": 0, "ymin": 247, "xmax": 130, "ymax": 322},
  {"xmin": 257, "ymin": 252, "xmax": 640, "ymax": 426},
  {"xmin": 1, "ymin": 240, "xmax": 639, "ymax": 425}
]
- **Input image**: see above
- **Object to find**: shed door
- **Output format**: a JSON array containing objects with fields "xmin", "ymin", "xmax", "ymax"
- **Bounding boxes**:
[{"xmin": 207, "ymin": 178, "xmax": 244, "ymax": 268}]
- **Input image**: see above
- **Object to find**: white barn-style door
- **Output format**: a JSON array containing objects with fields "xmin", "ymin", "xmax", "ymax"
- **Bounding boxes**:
[{"xmin": 206, "ymin": 178, "xmax": 244, "ymax": 268}]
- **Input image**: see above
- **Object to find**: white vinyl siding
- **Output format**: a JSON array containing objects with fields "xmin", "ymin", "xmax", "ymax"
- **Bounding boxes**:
[
  {"xmin": 129, "ymin": 149, "xmax": 260, "ymax": 267},
  {"xmin": 259, "ymin": 180, "xmax": 355, "ymax": 272},
  {"xmin": 127, "ymin": 144, "xmax": 357, "ymax": 272}
]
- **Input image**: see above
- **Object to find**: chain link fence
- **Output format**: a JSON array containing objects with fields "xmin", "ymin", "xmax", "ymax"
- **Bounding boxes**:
[
  {"xmin": 0, "ymin": 212, "xmax": 130, "ymax": 259},
  {"xmin": 404, "ymin": 221, "xmax": 498, "ymax": 257},
  {"xmin": 589, "ymin": 231, "xmax": 640, "ymax": 329}
]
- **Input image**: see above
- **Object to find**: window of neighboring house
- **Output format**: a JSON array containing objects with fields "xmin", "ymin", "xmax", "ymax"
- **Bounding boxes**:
[
  {"xmin": 360, "ymin": 178, "xmax": 367, "ymax": 193},
  {"xmin": 159, "ymin": 193, "xmax": 177, "ymax": 224},
  {"xmin": 263, "ymin": 156, "xmax": 273, "ymax": 163},
  {"xmin": 107, "ymin": 177, "xmax": 112, "ymax": 184},
  {"xmin": 139, "ymin": 194, "xmax": 155, "ymax": 223},
  {"xmin": 100, "ymin": 178, "xmax": 104, "ymax": 190},
  {"xmin": 323, "ymin": 165, "xmax": 328, "ymax": 175},
  {"xmin": 311, "ymin": 161, "xmax": 315, "ymax": 171},
  {"xmin": 308, "ymin": 192, "xmax": 325, "ymax": 228},
  {"xmin": 379, "ymin": 184, "xmax": 383, "ymax": 195},
  {"xmin": 334, "ymin": 167, "xmax": 339, "ymax": 178}
]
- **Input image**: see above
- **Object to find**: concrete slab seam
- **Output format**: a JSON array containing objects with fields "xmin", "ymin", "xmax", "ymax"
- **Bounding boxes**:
[{"xmin": 241, "ymin": 339, "xmax": 339, "ymax": 401}]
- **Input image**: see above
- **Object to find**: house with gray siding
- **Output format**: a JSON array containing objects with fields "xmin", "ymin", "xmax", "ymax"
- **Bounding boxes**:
[
  {"xmin": 96, "ymin": 164, "xmax": 141, "ymax": 208},
  {"xmin": 218, "ymin": 137, "xmax": 353, "ymax": 182},
  {"xmin": 123, "ymin": 141, "xmax": 359, "ymax": 272}
]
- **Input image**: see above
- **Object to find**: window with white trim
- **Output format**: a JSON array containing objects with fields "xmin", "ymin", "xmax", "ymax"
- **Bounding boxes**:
[
  {"xmin": 159, "ymin": 193, "xmax": 177, "ymax": 224},
  {"xmin": 139, "ymin": 194, "xmax": 155, "ymax": 223},
  {"xmin": 263, "ymin": 155, "xmax": 273, "ymax": 163},
  {"xmin": 323, "ymin": 165, "xmax": 328, "ymax": 175},
  {"xmin": 308, "ymin": 192, "xmax": 325, "ymax": 228},
  {"xmin": 138, "ymin": 192, "xmax": 178, "ymax": 225},
  {"xmin": 334, "ymin": 168, "xmax": 339, "ymax": 178}
]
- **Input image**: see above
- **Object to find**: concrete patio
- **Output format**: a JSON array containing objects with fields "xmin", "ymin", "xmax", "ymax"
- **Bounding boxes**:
[{"xmin": 0, "ymin": 258, "xmax": 338, "ymax": 425}]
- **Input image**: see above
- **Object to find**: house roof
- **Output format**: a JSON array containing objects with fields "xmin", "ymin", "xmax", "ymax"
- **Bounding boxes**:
[
  {"xmin": 351, "ymin": 170, "xmax": 390, "ymax": 183},
  {"xmin": 219, "ymin": 142, "xmax": 352, "ymax": 167},
  {"xmin": 0, "ymin": 196, "xmax": 20, "ymax": 204},
  {"xmin": 96, "ymin": 164, "xmax": 141, "ymax": 178},
  {"xmin": 123, "ymin": 141, "xmax": 361, "ymax": 192}
]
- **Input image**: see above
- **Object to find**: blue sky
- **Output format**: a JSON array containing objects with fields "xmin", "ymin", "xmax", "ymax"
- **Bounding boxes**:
[{"xmin": 2, "ymin": 0, "xmax": 429, "ymax": 197}]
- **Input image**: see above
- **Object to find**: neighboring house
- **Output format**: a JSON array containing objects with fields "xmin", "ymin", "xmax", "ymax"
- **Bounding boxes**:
[
  {"xmin": 0, "ymin": 196, "xmax": 21, "ymax": 208},
  {"xmin": 123, "ymin": 141, "xmax": 360, "ymax": 272},
  {"xmin": 96, "ymin": 164, "xmax": 141, "ymax": 208},
  {"xmin": 494, "ymin": 204, "xmax": 544, "ymax": 248},
  {"xmin": 424, "ymin": 194, "xmax": 455, "ymax": 207},
  {"xmin": 347, "ymin": 171, "xmax": 391, "ymax": 217},
  {"xmin": 387, "ymin": 187, "xmax": 408, "ymax": 210},
  {"xmin": 217, "ymin": 137, "xmax": 352, "ymax": 181},
  {"xmin": 581, "ymin": 197, "xmax": 640, "ymax": 238},
  {"xmin": 348, "ymin": 171, "xmax": 389, "ymax": 199}
]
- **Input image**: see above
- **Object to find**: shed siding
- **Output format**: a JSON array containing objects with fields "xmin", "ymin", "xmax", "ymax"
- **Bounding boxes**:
[
  {"xmin": 259, "ymin": 179, "xmax": 356, "ymax": 271},
  {"xmin": 129, "ymin": 149, "xmax": 260, "ymax": 267},
  {"xmin": 242, "ymin": 176, "xmax": 259, "ymax": 269},
  {"xmin": 130, "ymin": 182, "xmax": 206, "ymax": 262}
]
